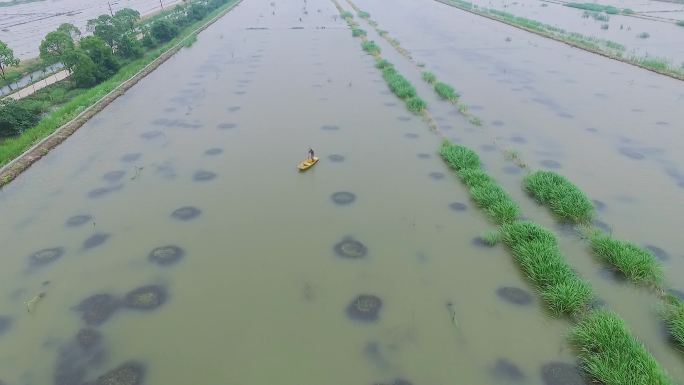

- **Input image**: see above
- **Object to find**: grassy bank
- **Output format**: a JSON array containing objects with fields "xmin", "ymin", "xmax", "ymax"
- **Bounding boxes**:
[
  {"xmin": 435, "ymin": 0, "xmax": 684, "ymax": 80},
  {"xmin": 0, "ymin": 0, "xmax": 240, "ymax": 171},
  {"xmin": 523, "ymin": 170, "xmax": 594, "ymax": 223}
]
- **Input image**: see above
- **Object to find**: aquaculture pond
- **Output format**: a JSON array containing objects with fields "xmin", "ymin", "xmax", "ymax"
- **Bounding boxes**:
[{"xmin": 1, "ymin": 0, "xmax": 683, "ymax": 384}]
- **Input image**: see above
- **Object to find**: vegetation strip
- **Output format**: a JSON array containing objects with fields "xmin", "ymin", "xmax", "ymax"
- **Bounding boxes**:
[
  {"xmin": 522, "ymin": 170, "xmax": 683, "ymax": 349},
  {"xmin": 0, "ymin": 0, "xmax": 243, "ymax": 187},
  {"xmin": 433, "ymin": 0, "xmax": 684, "ymax": 81}
]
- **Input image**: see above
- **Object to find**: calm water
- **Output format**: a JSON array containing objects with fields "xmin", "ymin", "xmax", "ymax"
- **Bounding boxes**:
[{"xmin": 0, "ymin": 0, "xmax": 682, "ymax": 384}]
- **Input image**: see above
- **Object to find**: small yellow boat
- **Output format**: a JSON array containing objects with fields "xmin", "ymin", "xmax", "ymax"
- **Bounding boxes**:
[{"xmin": 298, "ymin": 156, "xmax": 319, "ymax": 171}]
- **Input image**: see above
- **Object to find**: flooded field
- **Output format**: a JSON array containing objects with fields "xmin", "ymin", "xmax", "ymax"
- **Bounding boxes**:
[
  {"xmin": 0, "ymin": 0, "xmax": 683, "ymax": 384},
  {"xmin": 462, "ymin": 0, "xmax": 684, "ymax": 65},
  {"xmin": 0, "ymin": 0, "xmax": 182, "ymax": 59}
]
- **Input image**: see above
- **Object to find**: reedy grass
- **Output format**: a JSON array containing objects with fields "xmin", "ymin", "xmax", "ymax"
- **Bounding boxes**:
[
  {"xmin": 341, "ymin": 11, "xmax": 353, "ymax": 19},
  {"xmin": 663, "ymin": 298, "xmax": 684, "ymax": 347},
  {"xmin": 406, "ymin": 96, "xmax": 426, "ymax": 114},
  {"xmin": 357, "ymin": 10, "xmax": 370, "ymax": 18},
  {"xmin": 500, "ymin": 221, "xmax": 593, "ymax": 315},
  {"xmin": 588, "ymin": 233, "xmax": 663, "ymax": 284},
  {"xmin": 375, "ymin": 59, "xmax": 393, "ymax": 70},
  {"xmin": 440, "ymin": 141, "xmax": 480, "ymax": 171},
  {"xmin": 352, "ymin": 27, "xmax": 366, "ymax": 37},
  {"xmin": 421, "ymin": 71, "xmax": 436, "ymax": 84},
  {"xmin": 570, "ymin": 309, "xmax": 673, "ymax": 385},
  {"xmin": 381, "ymin": 67, "xmax": 416, "ymax": 99},
  {"xmin": 523, "ymin": 171, "xmax": 594, "ymax": 223},
  {"xmin": 434, "ymin": 81, "xmax": 459, "ymax": 102},
  {"xmin": 481, "ymin": 230, "xmax": 500, "ymax": 246},
  {"xmin": 361, "ymin": 40, "xmax": 381, "ymax": 55}
]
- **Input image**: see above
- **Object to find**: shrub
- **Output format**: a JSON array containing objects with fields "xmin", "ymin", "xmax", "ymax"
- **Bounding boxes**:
[
  {"xmin": 116, "ymin": 34, "xmax": 144, "ymax": 59},
  {"xmin": 406, "ymin": 96, "xmax": 426, "ymax": 113},
  {"xmin": 0, "ymin": 100, "xmax": 40, "ymax": 136},
  {"xmin": 440, "ymin": 141, "xmax": 480, "ymax": 171},
  {"xmin": 434, "ymin": 81, "xmax": 459, "ymax": 101},
  {"xmin": 151, "ymin": 19, "xmax": 179, "ymax": 42}
]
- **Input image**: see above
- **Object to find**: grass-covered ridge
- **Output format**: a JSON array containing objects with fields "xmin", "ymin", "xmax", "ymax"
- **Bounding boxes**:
[
  {"xmin": 663, "ymin": 298, "xmax": 684, "ymax": 348},
  {"xmin": 361, "ymin": 40, "xmax": 381, "ymax": 55},
  {"xmin": 440, "ymin": 141, "xmax": 519, "ymax": 224},
  {"xmin": 570, "ymin": 310, "xmax": 673, "ymax": 385},
  {"xmin": 588, "ymin": 233, "xmax": 663, "ymax": 284},
  {"xmin": 523, "ymin": 171, "xmax": 594, "ymax": 223},
  {"xmin": 501, "ymin": 221, "xmax": 593, "ymax": 314},
  {"xmin": 434, "ymin": 81, "xmax": 459, "ymax": 102}
]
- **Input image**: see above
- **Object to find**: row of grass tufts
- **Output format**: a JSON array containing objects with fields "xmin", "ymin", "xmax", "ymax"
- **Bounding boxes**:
[
  {"xmin": 570, "ymin": 309, "xmax": 673, "ymax": 385},
  {"xmin": 500, "ymin": 221, "xmax": 593, "ymax": 314},
  {"xmin": 434, "ymin": 81, "xmax": 459, "ymax": 102},
  {"xmin": 588, "ymin": 233, "xmax": 663, "ymax": 284},
  {"xmin": 361, "ymin": 40, "xmax": 381, "ymax": 55},
  {"xmin": 422, "ymin": 71, "xmax": 436, "ymax": 84},
  {"xmin": 352, "ymin": 27, "xmax": 366, "ymax": 37},
  {"xmin": 523, "ymin": 171, "xmax": 594, "ymax": 223},
  {"xmin": 663, "ymin": 298, "xmax": 684, "ymax": 348},
  {"xmin": 381, "ymin": 63, "xmax": 426, "ymax": 114},
  {"xmin": 440, "ymin": 141, "xmax": 520, "ymax": 224}
]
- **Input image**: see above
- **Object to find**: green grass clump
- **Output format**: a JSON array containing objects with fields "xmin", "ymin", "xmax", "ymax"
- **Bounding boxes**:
[
  {"xmin": 434, "ymin": 81, "xmax": 459, "ymax": 102},
  {"xmin": 481, "ymin": 230, "xmax": 500, "ymax": 246},
  {"xmin": 358, "ymin": 10, "xmax": 370, "ymax": 18},
  {"xmin": 570, "ymin": 309, "xmax": 673, "ymax": 385},
  {"xmin": 440, "ymin": 141, "xmax": 480, "ymax": 171},
  {"xmin": 352, "ymin": 28, "xmax": 366, "ymax": 37},
  {"xmin": 500, "ymin": 221, "xmax": 593, "ymax": 314},
  {"xmin": 523, "ymin": 171, "xmax": 594, "ymax": 223},
  {"xmin": 589, "ymin": 234, "xmax": 663, "ymax": 284},
  {"xmin": 341, "ymin": 11, "xmax": 353, "ymax": 19},
  {"xmin": 421, "ymin": 71, "xmax": 436, "ymax": 84},
  {"xmin": 375, "ymin": 59, "xmax": 393, "ymax": 70},
  {"xmin": 406, "ymin": 96, "xmax": 426, "ymax": 114},
  {"xmin": 361, "ymin": 40, "xmax": 381, "ymax": 55},
  {"xmin": 663, "ymin": 298, "xmax": 684, "ymax": 348},
  {"xmin": 382, "ymin": 68, "xmax": 416, "ymax": 99}
]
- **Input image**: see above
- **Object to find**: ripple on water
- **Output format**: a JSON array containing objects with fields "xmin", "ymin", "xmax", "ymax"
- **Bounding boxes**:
[
  {"xmin": 87, "ymin": 184, "xmax": 124, "ymax": 199},
  {"xmin": 171, "ymin": 206, "xmax": 202, "ymax": 221},
  {"xmin": 82, "ymin": 233, "xmax": 109, "ymax": 250},
  {"xmin": 490, "ymin": 358, "xmax": 525, "ymax": 382},
  {"xmin": 148, "ymin": 245, "xmax": 185, "ymax": 266},
  {"xmin": 496, "ymin": 287, "xmax": 533, "ymax": 305},
  {"xmin": 120, "ymin": 153, "xmax": 142, "ymax": 162},
  {"xmin": 334, "ymin": 238, "xmax": 367, "ymax": 259},
  {"xmin": 217, "ymin": 123, "xmax": 237, "ymax": 130},
  {"xmin": 449, "ymin": 202, "xmax": 467, "ymax": 211},
  {"xmin": 331, "ymin": 191, "xmax": 356, "ymax": 205},
  {"xmin": 429, "ymin": 172, "xmax": 445, "ymax": 180},
  {"xmin": 540, "ymin": 362, "xmax": 589, "ymax": 385},
  {"xmin": 66, "ymin": 215, "xmax": 92, "ymax": 227},
  {"xmin": 103, "ymin": 170, "xmax": 126, "ymax": 182},
  {"xmin": 205, "ymin": 148, "xmax": 223, "ymax": 156},
  {"xmin": 346, "ymin": 294, "xmax": 382, "ymax": 322},
  {"xmin": 328, "ymin": 154, "xmax": 344, "ymax": 162},
  {"xmin": 540, "ymin": 159, "xmax": 562, "ymax": 169},
  {"xmin": 193, "ymin": 170, "xmax": 217, "ymax": 182}
]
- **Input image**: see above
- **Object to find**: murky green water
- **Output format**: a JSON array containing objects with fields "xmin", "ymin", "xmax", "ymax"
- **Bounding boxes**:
[{"xmin": 0, "ymin": 0, "xmax": 682, "ymax": 384}]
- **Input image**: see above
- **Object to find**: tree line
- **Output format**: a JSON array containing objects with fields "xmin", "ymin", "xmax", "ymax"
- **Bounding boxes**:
[{"xmin": 0, "ymin": 0, "xmax": 230, "ymax": 137}]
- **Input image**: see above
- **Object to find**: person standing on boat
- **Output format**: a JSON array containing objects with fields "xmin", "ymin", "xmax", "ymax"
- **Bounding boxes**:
[{"xmin": 308, "ymin": 147, "xmax": 315, "ymax": 161}]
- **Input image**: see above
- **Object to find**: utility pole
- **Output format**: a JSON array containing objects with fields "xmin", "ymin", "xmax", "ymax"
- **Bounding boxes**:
[
  {"xmin": 107, "ymin": 0, "xmax": 113, "ymax": 16},
  {"xmin": 159, "ymin": 0, "xmax": 164, "ymax": 9}
]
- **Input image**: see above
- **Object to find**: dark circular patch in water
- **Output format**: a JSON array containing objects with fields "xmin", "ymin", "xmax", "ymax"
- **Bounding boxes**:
[
  {"xmin": 492, "ymin": 120, "xmax": 505, "ymax": 127},
  {"xmin": 227, "ymin": 106, "xmax": 241, "ymax": 112},
  {"xmin": 331, "ymin": 191, "xmax": 356, "ymax": 205},
  {"xmin": 496, "ymin": 287, "xmax": 533, "ymax": 305},
  {"xmin": 618, "ymin": 147, "xmax": 644, "ymax": 160},
  {"xmin": 480, "ymin": 144, "xmax": 497, "ymax": 152},
  {"xmin": 429, "ymin": 172, "xmax": 445, "ymax": 180},
  {"xmin": 540, "ymin": 159, "xmax": 562, "ymax": 169},
  {"xmin": 669, "ymin": 289, "xmax": 684, "ymax": 301},
  {"xmin": 346, "ymin": 294, "xmax": 382, "ymax": 322},
  {"xmin": 404, "ymin": 133, "xmax": 419, "ymax": 139},
  {"xmin": 471, "ymin": 236, "xmax": 495, "ymax": 248},
  {"xmin": 0, "ymin": 316, "xmax": 12, "ymax": 335},
  {"xmin": 83, "ymin": 233, "xmax": 110, "ymax": 250},
  {"xmin": 76, "ymin": 328, "xmax": 102, "ymax": 350},
  {"xmin": 29, "ymin": 247, "xmax": 65, "ymax": 267},
  {"xmin": 193, "ymin": 170, "xmax": 217, "ymax": 181},
  {"xmin": 644, "ymin": 245, "xmax": 669, "ymax": 261},
  {"xmin": 140, "ymin": 130, "xmax": 163, "ymax": 140},
  {"xmin": 557, "ymin": 112, "xmax": 574, "ymax": 119},
  {"xmin": 585, "ymin": 127, "xmax": 598, "ymax": 133},
  {"xmin": 87, "ymin": 184, "xmax": 124, "ymax": 199},
  {"xmin": 235, "ymin": 91, "xmax": 246, "ymax": 95},
  {"xmin": 205, "ymin": 148, "xmax": 223, "ymax": 155},
  {"xmin": 416, "ymin": 153, "xmax": 431, "ymax": 159},
  {"xmin": 328, "ymin": 154, "xmax": 344, "ymax": 162},
  {"xmin": 171, "ymin": 206, "xmax": 202, "ymax": 221},
  {"xmin": 510, "ymin": 136, "xmax": 527, "ymax": 144},
  {"xmin": 321, "ymin": 124, "xmax": 340, "ymax": 131},
  {"xmin": 593, "ymin": 219, "xmax": 611, "ymax": 233},
  {"xmin": 217, "ymin": 123, "xmax": 237, "ymax": 129},
  {"xmin": 74, "ymin": 294, "xmax": 120, "ymax": 326},
  {"xmin": 121, "ymin": 153, "xmax": 142, "ymax": 162},
  {"xmin": 397, "ymin": 116, "xmax": 411, "ymax": 122},
  {"xmin": 490, "ymin": 358, "xmax": 525, "ymax": 382},
  {"xmin": 334, "ymin": 238, "xmax": 367, "ymax": 259},
  {"xmin": 93, "ymin": 362, "xmax": 145, "ymax": 385},
  {"xmin": 503, "ymin": 165, "xmax": 521, "ymax": 175},
  {"xmin": 540, "ymin": 362, "xmax": 588, "ymax": 385},
  {"xmin": 148, "ymin": 245, "xmax": 185, "ymax": 266},
  {"xmin": 449, "ymin": 202, "xmax": 467, "ymax": 211},
  {"xmin": 655, "ymin": 121, "xmax": 669, "ymax": 126},
  {"xmin": 598, "ymin": 266, "xmax": 626, "ymax": 282},
  {"xmin": 103, "ymin": 170, "xmax": 126, "ymax": 182},
  {"xmin": 124, "ymin": 285, "xmax": 167, "ymax": 311},
  {"xmin": 384, "ymin": 102, "xmax": 397, "ymax": 107},
  {"xmin": 66, "ymin": 215, "xmax": 92, "ymax": 227},
  {"xmin": 592, "ymin": 199, "xmax": 606, "ymax": 211}
]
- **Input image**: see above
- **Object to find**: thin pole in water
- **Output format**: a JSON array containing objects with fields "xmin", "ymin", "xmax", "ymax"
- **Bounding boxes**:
[{"xmin": 107, "ymin": 0, "xmax": 113, "ymax": 16}]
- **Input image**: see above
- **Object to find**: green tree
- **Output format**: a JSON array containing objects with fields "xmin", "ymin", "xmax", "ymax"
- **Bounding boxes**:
[
  {"xmin": 39, "ymin": 31, "xmax": 74, "ymax": 66},
  {"xmin": 150, "ymin": 20, "xmax": 178, "ymax": 42},
  {"xmin": 114, "ymin": 8, "xmax": 141, "ymax": 31},
  {"xmin": 57, "ymin": 23, "xmax": 81, "ymax": 41},
  {"xmin": 79, "ymin": 36, "xmax": 119, "ymax": 81},
  {"xmin": 0, "ymin": 100, "xmax": 39, "ymax": 137},
  {"xmin": 62, "ymin": 50, "xmax": 98, "ymax": 87},
  {"xmin": 116, "ymin": 34, "xmax": 143, "ymax": 59},
  {"xmin": 87, "ymin": 15, "xmax": 118, "ymax": 49},
  {"xmin": 187, "ymin": 3, "xmax": 208, "ymax": 22},
  {"xmin": 0, "ymin": 40, "xmax": 20, "ymax": 83}
]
